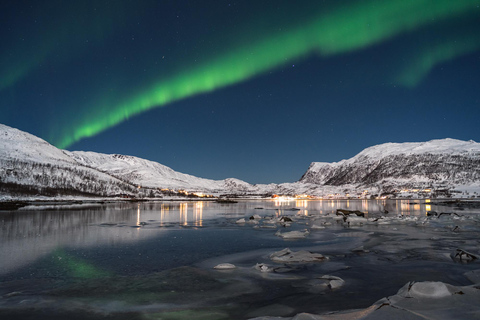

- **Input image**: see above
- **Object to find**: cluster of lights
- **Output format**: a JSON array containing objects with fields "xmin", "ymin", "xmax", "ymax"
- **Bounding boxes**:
[
  {"xmin": 271, "ymin": 195, "xmax": 295, "ymax": 201},
  {"xmin": 399, "ymin": 188, "xmax": 432, "ymax": 193},
  {"xmin": 171, "ymin": 189, "xmax": 214, "ymax": 198},
  {"xmin": 272, "ymin": 194, "xmax": 318, "ymax": 201}
]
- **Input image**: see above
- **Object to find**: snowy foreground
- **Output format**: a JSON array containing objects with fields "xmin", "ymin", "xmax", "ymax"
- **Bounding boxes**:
[
  {"xmin": 1, "ymin": 200, "xmax": 479, "ymax": 319},
  {"xmin": 250, "ymin": 281, "xmax": 480, "ymax": 320},
  {"xmin": 223, "ymin": 208, "xmax": 480, "ymax": 319}
]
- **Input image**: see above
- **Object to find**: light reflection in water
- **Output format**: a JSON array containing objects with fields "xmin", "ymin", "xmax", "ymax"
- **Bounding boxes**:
[
  {"xmin": 157, "ymin": 202, "xmax": 206, "ymax": 226},
  {"xmin": 362, "ymin": 200, "xmax": 369, "ymax": 212},
  {"xmin": 160, "ymin": 204, "xmax": 166, "ymax": 225},
  {"xmin": 180, "ymin": 203, "xmax": 188, "ymax": 226},
  {"xmin": 295, "ymin": 200, "xmax": 308, "ymax": 208},
  {"xmin": 1, "ymin": 199, "xmax": 473, "ymax": 276},
  {"xmin": 288, "ymin": 199, "xmax": 448, "ymax": 218},
  {"xmin": 137, "ymin": 203, "xmax": 141, "ymax": 226},
  {"xmin": 273, "ymin": 197, "xmax": 295, "ymax": 207},
  {"xmin": 196, "ymin": 202, "xmax": 204, "ymax": 227},
  {"xmin": 400, "ymin": 200, "xmax": 410, "ymax": 214},
  {"xmin": 425, "ymin": 199, "xmax": 432, "ymax": 216}
]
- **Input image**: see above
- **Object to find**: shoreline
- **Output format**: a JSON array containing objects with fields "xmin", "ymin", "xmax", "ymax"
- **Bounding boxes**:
[{"xmin": 1, "ymin": 197, "xmax": 480, "ymax": 211}]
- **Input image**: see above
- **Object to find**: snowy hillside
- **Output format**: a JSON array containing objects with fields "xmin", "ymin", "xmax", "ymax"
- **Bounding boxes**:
[
  {"xmin": 66, "ymin": 151, "xmax": 258, "ymax": 193},
  {"xmin": 67, "ymin": 151, "xmax": 223, "ymax": 190},
  {"xmin": 1, "ymin": 123, "xmax": 479, "ymax": 199},
  {"xmin": 0, "ymin": 124, "xmax": 141, "ymax": 197},
  {"xmin": 300, "ymin": 139, "xmax": 480, "ymax": 197},
  {"xmin": 0, "ymin": 124, "xmax": 255, "ymax": 197},
  {"xmin": 0, "ymin": 124, "xmax": 74, "ymax": 164}
]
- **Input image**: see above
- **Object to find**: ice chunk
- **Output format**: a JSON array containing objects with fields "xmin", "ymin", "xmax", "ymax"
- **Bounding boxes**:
[
  {"xmin": 405, "ymin": 281, "xmax": 452, "ymax": 298},
  {"xmin": 213, "ymin": 263, "xmax": 236, "ymax": 270},
  {"xmin": 351, "ymin": 246, "xmax": 370, "ymax": 253},
  {"xmin": 236, "ymin": 218, "xmax": 246, "ymax": 224},
  {"xmin": 318, "ymin": 275, "xmax": 345, "ymax": 289},
  {"xmin": 254, "ymin": 263, "xmax": 272, "ymax": 273},
  {"xmin": 270, "ymin": 248, "xmax": 328, "ymax": 263},
  {"xmin": 336, "ymin": 209, "xmax": 365, "ymax": 217},
  {"xmin": 254, "ymin": 281, "xmax": 480, "ymax": 319},
  {"xmin": 277, "ymin": 216, "xmax": 294, "ymax": 227},
  {"xmin": 275, "ymin": 230, "xmax": 309, "ymax": 239},
  {"xmin": 264, "ymin": 219, "xmax": 277, "ymax": 224},
  {"xmin": 329, "ymin": 279, "xmax": 345, "ymax": 290},
  {"xmin": 346, "ymin": 216, "xmax": 367, "ymax": 226}
]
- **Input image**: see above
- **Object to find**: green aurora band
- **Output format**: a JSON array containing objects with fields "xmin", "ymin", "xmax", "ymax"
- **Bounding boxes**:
[
  {"xmin": 54, "ymin": 249, "xmax": 111, "ymax": 279},
  {"xmin": 54, "ymin": 0, "xmax": 479, "ymax": 148},
  {"xmin": 396, "ymin": 30, "xmax": 480, "ymax": 87}
]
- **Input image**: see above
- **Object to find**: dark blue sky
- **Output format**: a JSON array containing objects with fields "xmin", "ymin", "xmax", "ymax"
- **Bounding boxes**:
[{"xmin": 1, "ymin": 1, "xmax": 479, "ymax": 183}]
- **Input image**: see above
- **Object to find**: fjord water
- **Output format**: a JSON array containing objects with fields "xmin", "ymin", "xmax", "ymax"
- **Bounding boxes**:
[{"xmin": 1, "ymin": 199, "xmax": 479, "ymax": 319}]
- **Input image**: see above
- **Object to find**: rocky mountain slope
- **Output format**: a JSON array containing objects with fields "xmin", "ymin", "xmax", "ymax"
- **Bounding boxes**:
[
  {"xmin": 300, "ymin": 139, "xmax": 480, "ymax": 195},
  {"xmin": 0, "ymin": 124, "xmax": 140, "ymax": 197},
  {"xmin": 0, "ymin": 124, "xmax": 255, "ymax": 197}
]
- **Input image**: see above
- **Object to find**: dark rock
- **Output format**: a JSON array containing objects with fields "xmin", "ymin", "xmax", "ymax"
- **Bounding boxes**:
[
  {"xmin": 336, "ymin": 209, "xmax": 365, "ymax": 217},
  {"xmin": 451, "ymin": 249, "xmax": 478, "ymax": 262}
]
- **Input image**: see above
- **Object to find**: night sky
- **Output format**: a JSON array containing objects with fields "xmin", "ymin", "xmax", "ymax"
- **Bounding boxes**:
[{"xmin": 1, "ymin": 0, "xmax": 479, "ymax": 184}]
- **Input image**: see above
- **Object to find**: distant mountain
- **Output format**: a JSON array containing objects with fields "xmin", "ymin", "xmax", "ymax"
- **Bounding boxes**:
[
  {"xmin": 0, "ymin": 124, "xmax": 140, "ymax": 197},
  {"xmin": 1, "ymin": 123, "xmax": 479, "ymax": 199},
  {"xmin": 67, "ymin": 151, "xmax": 258, "ymax": 193},
  {"xmin": 0, "ymin": 124, "xmax": 255, "ymax": 198},
  {"xmin": 67, "ymin": 151, "xmax": 220, "ymax": 190},
  {"xmin": 300, "ymin": 139, "xmax": 480, "ymax": 196}
]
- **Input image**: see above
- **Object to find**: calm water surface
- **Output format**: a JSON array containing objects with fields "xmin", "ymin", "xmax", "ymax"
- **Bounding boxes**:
[{"xmin": 1, "ymin": 199, "xmax": 479, "ymax": 319}]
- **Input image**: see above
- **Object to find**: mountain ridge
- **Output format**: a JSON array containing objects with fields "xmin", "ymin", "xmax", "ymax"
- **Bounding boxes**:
[
  {"xmin": 300, "ymin": 139, "xmax": 480, "ymax": 196},
  {"xmin": 1, "ymin": 123, "xmax": 479, "ymax": 199},
  {"xmin": 0, "ymin": 124, "xmax": 255, "ymax": 197}
]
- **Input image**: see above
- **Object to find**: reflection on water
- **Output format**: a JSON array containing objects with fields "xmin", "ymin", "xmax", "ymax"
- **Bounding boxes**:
[
  {"xmin": 0, "ymin": 199, "xmax": 474, "ymax": 276},
  {"xmin": 280, "ymin": 199, "xmax": 471, "ymax": 218},
  {"xmin": 0, "ymin": 199, "xmax": 479, "ymax": 319},
  {"xmin": 0, "ymin": 204, "xmax": 151, "ymax": 275},
  {"xmin": 0, "ymin": 200, "xmax": 251, "ymax": 275}
]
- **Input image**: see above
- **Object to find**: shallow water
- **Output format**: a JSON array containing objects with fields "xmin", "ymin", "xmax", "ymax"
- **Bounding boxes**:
[{"xmin": 1, "ymin": 199, "xmax": 479, "ymax": 319}]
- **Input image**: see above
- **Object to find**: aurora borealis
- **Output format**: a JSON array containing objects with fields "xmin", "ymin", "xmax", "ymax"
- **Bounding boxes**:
[{"xmin": 1, "ymin": 0, "xmax": 479, "ymax": 183}]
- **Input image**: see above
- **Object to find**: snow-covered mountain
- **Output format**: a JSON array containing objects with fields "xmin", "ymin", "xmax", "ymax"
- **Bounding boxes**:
[
  {"xmin": 1, "ymin": 123, "xmax": 479, "ymax": 199},
  {"xmin": 66, "ymin": 151, "xmax": 259, "ymax": 193},
  {"xmin": 0, "ymin": 124, "xmax": 74, "ymax": 164},
  {"xmin": 67, "ymin": 151, "xmax": 221, "ymax": 190},
  {"xmin": 0, "ymin": 124, "xmax": 255, "ymax": 197},
  {"xmin": 300, "ymin": 139, "xmax": 480, "ymax": 196},
  {"xmin": 0, "ymin": 124, "xmax": 142, "ymax": 197}
]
